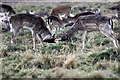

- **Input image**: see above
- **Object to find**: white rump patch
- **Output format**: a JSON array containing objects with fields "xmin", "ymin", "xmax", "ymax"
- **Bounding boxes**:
[{"xmin": 69, "ymin": 13, "xmax": 75, "ymax": 17}]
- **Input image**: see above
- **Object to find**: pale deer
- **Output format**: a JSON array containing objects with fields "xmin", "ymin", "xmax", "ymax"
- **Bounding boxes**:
[
  {"xmin": 56, "ymin": 15, "xmax": 120, "ymax": 50},
  {"xmin": 7, "ymin": 13, "xmax": 54, "ymax": 49},
  {"xmin": 0, "ymin": 4, "xmax": 16, "ymax": 32},
  {"xmin": 50, "ymin": 5, "xmax": 72, "ymax": 19}
]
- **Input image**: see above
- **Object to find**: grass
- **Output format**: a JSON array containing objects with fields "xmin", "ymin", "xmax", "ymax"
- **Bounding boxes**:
[{"xmin": 0, "ymin": 2, "xmax": 120, "ymax": 79}]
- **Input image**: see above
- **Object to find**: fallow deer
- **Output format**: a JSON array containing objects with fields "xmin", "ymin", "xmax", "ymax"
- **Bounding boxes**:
[
  {"xmin": 74, "ymin": 6, "xmax": 102, "ymax": 15},
  {"xmin": 0, "ymin": 12, "xmax": 10, "ymax": 32},
  {"xmin": 64, "ymin": 12, "xmax": 95, "ymax": 27},
  {"xmin": 47, "ymin": 12, "xmax": 95, "ymax": 32},
  {"xmin": 50, "ymin": 5, "xmax": 72, "ymax": 19},
  {"xmin": 0, "ymin": 4, "xmax": 16, "ymax": 32},
  {"xmin": 47, "ymin": 16, "xmax": 70, "ymax": 32},
  {"xmin": 56, "ymin": 15, "xmax": 120, "ymax": 50},
  {"xmin": 109, "ymin": 4, "xmax": 120, "ymax": 19},
  {"xmin": 0, "ymin": 4, "xmax": 16, "ymax": 16},
  {"xmin": 7, "ymin": 13, "xmax": 54, "ymax": 49},
  {"xmin": 27, "ymin": 10, "xmax": 49, "ymax": 18}
]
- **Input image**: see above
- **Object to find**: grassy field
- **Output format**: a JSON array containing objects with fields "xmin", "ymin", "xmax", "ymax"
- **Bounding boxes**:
[{"xmin": 0, "ymin": 2, "xmax": 120, "ymax": 79}]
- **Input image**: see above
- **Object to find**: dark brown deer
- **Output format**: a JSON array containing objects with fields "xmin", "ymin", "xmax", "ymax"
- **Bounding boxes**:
[
  {"xmin": 109, "ymin": 4, "xmax": 120, "ymax": 19},
  {"xmin": 0, "ymin": 4, "xmax": 16, "ymax": 16},
  {"xmin": 56, "ymin": 15, "xmax": 120, "ymax": 50},
  {"xmin": 8, "ymin": 13, "xmax": 54, "ymax": 49}
]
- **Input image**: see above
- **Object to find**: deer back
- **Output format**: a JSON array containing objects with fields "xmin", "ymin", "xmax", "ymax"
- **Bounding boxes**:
[
  {"xmin": 10, "ymin": 14, "xmax": 51, "ymax": 35},
  {"xmin": 50, "ymin": 5, "xmax": 71, "ymax": 16}
]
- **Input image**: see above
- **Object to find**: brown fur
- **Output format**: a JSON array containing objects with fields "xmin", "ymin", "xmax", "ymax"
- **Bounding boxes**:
[
  {"xmin": 57, "ymin": 15, "xmax": 119, "ymax": 49},
  {"xmin": 10, "ymin": 13, "xmax": 52, "ymax": 49},
  {"xmin": 50, "ymin": 5, "xmax": 71, "ymax": 17}
]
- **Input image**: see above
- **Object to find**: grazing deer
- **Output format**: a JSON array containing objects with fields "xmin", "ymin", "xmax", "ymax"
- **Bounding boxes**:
[
  {"xmin": 7, "ymin": 13, "xmax": 54, "ymax": 49},
  {"xmin": 56, "ymin": 15, "xmax": 120, "ymax": 50},
  {"xmin": 47, "ymin": 12, "xmax": 95, "ymax": 31},
  {"xmin": 64, "ymin": 12, "xmax": 95, "ymax": 27},
  {"xmin": 50, "ymin": 5, "xmax": 72, "ymax": 19},
  {"xmin": 0, "ymin": 4, "xmax": 16, "ymax": 16},
  {"xmin": 47, "ymin": 16, "xmax": 70, "ymax": 31}
]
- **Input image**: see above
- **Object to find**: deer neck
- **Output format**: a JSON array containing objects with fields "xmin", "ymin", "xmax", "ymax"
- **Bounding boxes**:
[{"xmin": 60, "ymin": 24, "xmax": 79, "ymax": 40}]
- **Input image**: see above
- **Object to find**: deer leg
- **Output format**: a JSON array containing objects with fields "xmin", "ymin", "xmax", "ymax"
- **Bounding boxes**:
[
  {"xmin": 81, "ymin": 30, "xmax": 87, "ymax": 50},
  {"xmin": 102, "ymin": 32, "xmax": 119, "ymax": 48},
  {"xmin": 11, "ymin": 33, "xmax": 17, "ymax": 44},
  {"xmin": 99, "ymin": 24, "xmax": 120, "ymax": 48},
  {"xmin": 11, "ymin": 28, "xmax": 20, "ymax": 44},
  {"xmin": 31, "ymin": 31, "xmax": 36, "ymax": 50},
  {"xmin": 47, "ymin": 24, "xmax": 52, "ymax": 32},
  {"xmin": 36, "ymin": 34, "xmax": 44, "ymax": 47}
]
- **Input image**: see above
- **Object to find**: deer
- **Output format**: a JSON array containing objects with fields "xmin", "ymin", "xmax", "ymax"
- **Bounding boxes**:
[
  {"xmin": 6, "ymin": 13, "xmax": 54, "ymax": 49},
  {"xmin": 0, "ymin": 4, "xmax": 16, "ymax": 32},
  {"xmin": 50, "ymin": 5, "xmax": 72, "ymax": 20},
  {"xmin": 0, "ymin": 4, "xmax": 16, "ymax": 16},
  {"xmin": 64, "ymin": 12, "xmax": 95, "ymax": 27},
  {"xmin": 47, "ymin": 12, "xmax": 96, "ymax": 32},
  {"xmin": 74, "ymin": 6, "xmax": 102, "ymax": 15},
  {"xmin": 27, "ymin": 10, "xmax": 49, "ymax": 18},
  {"xmin": 109, "ymin": 4, "xmax": 120, "ymax": 11},
  {"xmin": 0, "ymin": 12, "xmax": 11, "ymax": 32},
  {"xmin": 46, "ymin": 16, "xmax": 70, "ymax": 32},
  {"xmin": 109, "ymin": 4, "xmax": 120, "ymax": 19},
  {"xmin": 55, "ymin": 15, "xmax": 120, "ymax": 50}
]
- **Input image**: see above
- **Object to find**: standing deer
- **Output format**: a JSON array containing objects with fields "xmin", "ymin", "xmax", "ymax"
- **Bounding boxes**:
[
  {"xmin": 50, "ymin": 5, "xmax": 72, "ymax": 19},
  {"xmin": 0, "ymin": 4, "xmax": 16, "ymax": 32},
  {"xmin": 56, "ymin": 15, "xmax": 120, "ymax": 50},
  {"xmin": 7, "ymin": 13, "xmax": 54, "ymax": 49}
]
